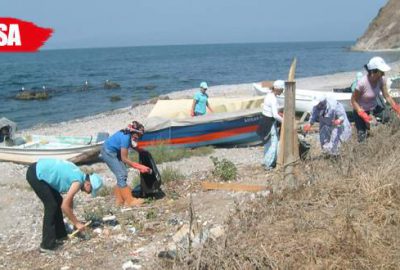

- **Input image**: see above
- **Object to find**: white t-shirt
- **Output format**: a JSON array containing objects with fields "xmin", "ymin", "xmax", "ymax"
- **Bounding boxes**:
[{"xmin": 262, "ymin": 92, "xmax": 283, "ymax": 122}]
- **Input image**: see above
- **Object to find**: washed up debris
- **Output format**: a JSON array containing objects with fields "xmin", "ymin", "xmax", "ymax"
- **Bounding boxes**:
[
  {"xmin": 122, "ymin": 259, "xmax": 142, "ymax": 270},
  {"xmin": 112, "ymin": 225, "xmax": 122, "ymax": 231},
  {"xmin": 158, "ymin": 250, "xmax": 176, "ymax": 261},
  {"xmin": 127, "ymin": 226, "xmax": 136, "ymax": 234},
  {"xmin": 102, "ymin": 215, "xmax": 119, "ymax": 226},
  {"xmin": 167, "ymin": 217, "xmax": 180, "ymax": 226},
  {"xmin": 93, "ymin": 228, "xmax": 102, "ymax": 235}
]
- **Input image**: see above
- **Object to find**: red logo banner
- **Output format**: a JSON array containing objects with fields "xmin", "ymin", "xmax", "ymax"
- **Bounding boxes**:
[{"xmin": 0, "ymin": 17, "xmax": 53, "ymax": 52}]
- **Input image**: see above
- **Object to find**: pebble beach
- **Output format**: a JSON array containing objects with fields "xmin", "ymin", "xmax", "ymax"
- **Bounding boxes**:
[{"xmin": 1, "ymin": 61, "xmax": 400, "ymax": 269}]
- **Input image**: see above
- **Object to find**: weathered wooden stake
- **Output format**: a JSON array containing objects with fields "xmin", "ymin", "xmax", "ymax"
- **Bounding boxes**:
[{"xmin": 277, "ymin": 58, "xmax": 299, "ymax": 186}]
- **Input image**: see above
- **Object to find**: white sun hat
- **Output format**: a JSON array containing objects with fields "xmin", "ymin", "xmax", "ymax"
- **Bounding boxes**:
[
  {"xmin": 273, "ymin": 80, "xmax": 285, "ymax": 90},
  {"xmin": 311, "ymin": 95, "xmax": 327, "ymax": 108},
  {"xmin": 367, "ymin": 57, "xmax": 391, "ymax": 72}
]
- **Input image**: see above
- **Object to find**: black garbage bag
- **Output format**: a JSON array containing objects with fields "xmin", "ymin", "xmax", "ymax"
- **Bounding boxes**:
[
  {"xmin": 132, "ymin": 150, "xmax": 164, "ymax": 199},
  {"xmin": 298, "ymin": 136, "xmax": 311, "ymax": 160}
]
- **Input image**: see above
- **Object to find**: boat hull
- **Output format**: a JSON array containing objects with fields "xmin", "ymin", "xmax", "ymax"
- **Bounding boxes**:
[
  {"xmin": 254, "ymin": 83, "xmax": 352, "ymax": 113},
  {"xmin": 0, "ymin": 134, "xmax": 105, "ymax": 164},
  {"xmin": 0, "ymin": 144, "xmax": 102, "ymax": 164},
  {"xmin": 139, "ymin": 110, "xmax": 263, "ymax": 148}
]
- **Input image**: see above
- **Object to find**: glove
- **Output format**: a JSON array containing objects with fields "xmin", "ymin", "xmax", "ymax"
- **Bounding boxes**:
[
  {"xmin": 393, "ymin": 103, "xmax": 400, "ymax": 116},
  {"xmin": 131, "ymin": 163, "xmax": 151, "ymax": 174},
  {"xmin": 332, "ymin": 119, "xmax": 342, "ymax": 126},
  {"xmin": 357, "ymin": 110, "xmax": 372, "ymax": 123},
  {"xmin": 303, "ymin": 123, "xmax": 311, "ymax": 133}
]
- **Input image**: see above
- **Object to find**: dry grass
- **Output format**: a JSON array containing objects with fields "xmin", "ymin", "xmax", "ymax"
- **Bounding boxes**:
[{"xmin": 160, "ymin": 116, "xmax": 400, "ymax": 269}]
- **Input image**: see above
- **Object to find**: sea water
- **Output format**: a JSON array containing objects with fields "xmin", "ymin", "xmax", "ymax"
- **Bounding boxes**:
[{"xmin": 0, "ymin": 41, "xmax": 399, "ymax": 129}]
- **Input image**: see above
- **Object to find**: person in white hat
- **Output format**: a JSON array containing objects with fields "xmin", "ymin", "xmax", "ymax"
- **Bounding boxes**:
[
  {"xmin": 257, "ymin": 80, "xmax": 284, "ymax": 170},
  {"xmin": 26, "ymin": 158, "xmax": 103, "ymax": 253},
  {"xmin": 351, "ymin": 56, "xmax": 400, "ymax": 142},
  {"xmin": 303, "ymin": 96, "xmax": 351, "ymax": 156},
  {"xmin": 191, "ymin": 81, "xmax": 213, "ymax": 116}
]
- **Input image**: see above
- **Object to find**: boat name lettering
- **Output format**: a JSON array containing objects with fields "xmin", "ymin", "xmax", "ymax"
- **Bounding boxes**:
[{"xmin": 244, "ymin": 116, "xmax": 260, "ymax": 123}]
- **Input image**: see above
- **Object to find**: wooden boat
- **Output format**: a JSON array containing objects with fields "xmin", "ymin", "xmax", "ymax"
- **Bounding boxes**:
[
  {"xmin": 253, "ymin": 82, "xmax": 400, "ymax": 113},
  {"xmin": 0, "ymin": 133, "xmax": 108, "ymax": 164},
  {"xmin": 138, "ymin": 96, "xmax": 265, "ymax": 148}
]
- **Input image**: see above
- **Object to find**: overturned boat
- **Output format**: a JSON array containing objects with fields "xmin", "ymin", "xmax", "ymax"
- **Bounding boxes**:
[{"xmin": 138, "ymin": 96, "xmax": 265, "ymax": 148}]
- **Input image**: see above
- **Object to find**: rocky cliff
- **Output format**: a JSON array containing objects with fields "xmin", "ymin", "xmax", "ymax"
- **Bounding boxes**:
[{"xmin": 352, "ymin": 0, "xmax": 400, "ymax": 51}]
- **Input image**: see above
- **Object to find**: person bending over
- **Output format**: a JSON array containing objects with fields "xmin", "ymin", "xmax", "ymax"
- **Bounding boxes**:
[
  {"xmin": 304, "ymin": 96, "xmax": 351, "ymax": 156},
  {"xmin": 101, "ymin": 120, "xmax": 151, "ymax": 206},
  {"xmin": 351, "ymin": 56, "xmax": 400, "ymax": 142},
  {"xmin": 26, "ymin": 158, "xmax": 103, "ymax": 253}
]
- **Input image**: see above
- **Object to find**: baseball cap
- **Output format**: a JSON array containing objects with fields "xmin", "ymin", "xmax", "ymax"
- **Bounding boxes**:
[
  {"xmin": 367, "ymin": 57, "xmax": 391, "ymax": 72},
  {"xmin": 89, "ymin": 173, "xmax": 103, "ymax": 197},
  {"xmin": 273, "ymin": 80, "xmax": 285, "ymax": 90},
  {"xmin": 200, "ymin": 82, "xmax": 208, "ymax": 89}
]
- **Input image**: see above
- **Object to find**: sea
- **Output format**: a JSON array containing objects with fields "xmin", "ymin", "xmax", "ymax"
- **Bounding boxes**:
[{"xmin": 1, "ymin": 41, "xmax": 399, "ymax": 130}]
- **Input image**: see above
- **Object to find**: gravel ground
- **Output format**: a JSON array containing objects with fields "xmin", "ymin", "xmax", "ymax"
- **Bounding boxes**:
[{"xmin": 1, "ymin": 63, "xmax": 399, "ymax": 269}]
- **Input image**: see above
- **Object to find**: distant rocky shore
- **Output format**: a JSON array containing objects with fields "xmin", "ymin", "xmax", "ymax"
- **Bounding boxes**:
[{"xmin": 352, "ymin": 0, "xmax": 400, "ymax": 51}]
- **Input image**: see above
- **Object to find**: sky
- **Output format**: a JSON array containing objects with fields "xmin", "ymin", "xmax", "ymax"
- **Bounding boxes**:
[{"xmin": 1, "ymin": 0, "xmax": 389, "ymax": 49}]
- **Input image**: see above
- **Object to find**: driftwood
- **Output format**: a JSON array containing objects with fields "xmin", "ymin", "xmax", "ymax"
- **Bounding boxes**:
[{"xmin": 201, "ymin": 181, "xmax": 272, "ymax": 193}]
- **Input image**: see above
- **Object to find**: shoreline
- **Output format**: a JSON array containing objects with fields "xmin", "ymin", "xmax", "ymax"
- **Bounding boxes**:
[{"xmin": 21, "ymin": 60, "xmax": 400, "ymax": 136}]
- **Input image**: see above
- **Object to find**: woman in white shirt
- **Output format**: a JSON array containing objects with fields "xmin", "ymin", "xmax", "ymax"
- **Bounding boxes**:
[{"xmin": 257, "ymin": 80, "xmax": 284, "ymax": 170}]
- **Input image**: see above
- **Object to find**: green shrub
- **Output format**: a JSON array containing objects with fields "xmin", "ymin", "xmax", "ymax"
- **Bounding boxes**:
[
  {"xmin": 146, "ymin": 208, "xmax": 158, "ymax": 219},
  {"xmin": 210, "ymin": 156, "xmax": 237, "ymax": 181},
  {"xmin": 83, "ymin": 205, "xmax": 111, "ymax": 222},
  {"xmin": 161, "ymin": 166, "xmax": 184, "ymax": 183}
]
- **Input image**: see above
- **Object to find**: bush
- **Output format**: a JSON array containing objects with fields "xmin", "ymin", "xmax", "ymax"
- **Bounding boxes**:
[
  {"xmin": 161, "ymin": 166, "xmax": 184, "ymax": 183},
  {"xmin": 210, "ymin": 156, "xmax": 237, "ymax": 181}
]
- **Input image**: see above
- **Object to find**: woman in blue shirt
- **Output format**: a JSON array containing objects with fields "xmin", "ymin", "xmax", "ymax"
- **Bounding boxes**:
[
  {"xmin": 26, "ymin": 158, "xmax": 103, "ymax": 253},
  {"xmin": 101, "ymin": 120, "xmax": 151, "ymax": 206},
  {"xmin": 191, "ymin": 81, "xmax": 213, "ymax": 116}
]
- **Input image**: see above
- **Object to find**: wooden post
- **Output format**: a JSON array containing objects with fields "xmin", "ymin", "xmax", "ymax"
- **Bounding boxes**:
[{"xmin": 277, "ymin": 58, "xmax": 299, "ymax": 187}]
